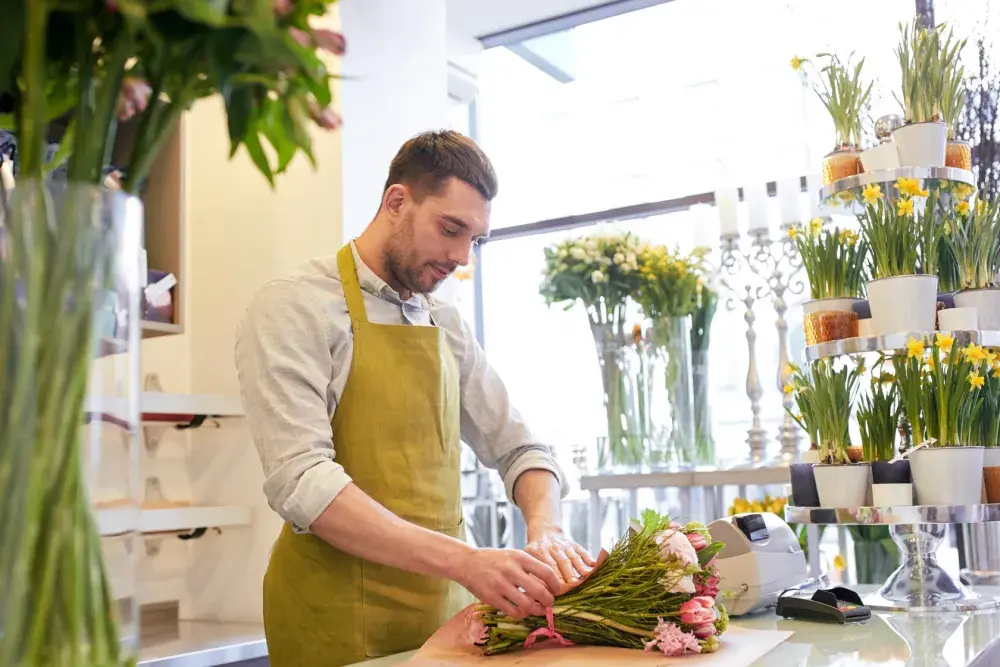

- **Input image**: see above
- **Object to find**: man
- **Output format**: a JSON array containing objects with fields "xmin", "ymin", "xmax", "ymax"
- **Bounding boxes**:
[{"xmin": 235, "ymin": 130, "xmax": 595, "ymax": 666}]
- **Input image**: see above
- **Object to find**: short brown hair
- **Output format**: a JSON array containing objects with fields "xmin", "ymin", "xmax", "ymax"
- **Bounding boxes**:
[{"xmin": 383, "ymin": 130, "xmax": 498, "ymax": 202}]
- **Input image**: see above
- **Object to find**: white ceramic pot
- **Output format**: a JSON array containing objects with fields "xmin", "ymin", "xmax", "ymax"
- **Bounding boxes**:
[
  {"xmin": 861, "ymin": 142, "xmax": 901, "ymax": 172},
  {"xmin": 800, "ymin": 449, "xmax": 821, "ymax": 464},
  {"xmin": 953, "ymin": 289, "xmax": 1000, "ymax": 331},
  {"xmin": 872, "ymin": 483, "xmax": 914, "ymax": 507},
  {"xmin": 937, "ymin": 307, "xmax": 979, "ymax": 331},
  {"xmin": 866, "ymin": 274, "xmax": 938, "ymax": 336},
  {"xmin": 910, "ymin": 446, "xmax": 984, "ymax": 506},
  {"xmin": 802, "ymin": 297, "xmax": 865, "ymax": 315},
  {"xmin": 813, "ymin": 463, "xmax": 872, "ymax": 508},
  {"xmin": 892, "ymin": 121, "xmax": 948, "ymax": 167},
  {"xmin": 983, "ymin": 448, "xmax": 1000, "ymax": 467}
]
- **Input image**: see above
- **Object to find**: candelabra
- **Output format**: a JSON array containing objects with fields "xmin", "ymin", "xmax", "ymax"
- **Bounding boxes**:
[{"xmin": 719, "ymin": 227, "xmax": 806, "ymax": 464}]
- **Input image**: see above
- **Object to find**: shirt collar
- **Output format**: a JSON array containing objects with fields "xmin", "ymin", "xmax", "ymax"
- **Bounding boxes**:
[{"xmin": 348, "ymin": 240, "xmax": 433, "ymax": 309}]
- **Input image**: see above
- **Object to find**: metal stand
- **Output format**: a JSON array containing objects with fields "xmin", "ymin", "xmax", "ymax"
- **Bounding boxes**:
[
  {"xmin": 786, "ymin": 504, "xmax": 1000, "ymax": 612},
  {"xmin": 720, "ymin": 229, "xmax": 805, "ymax": 464}
]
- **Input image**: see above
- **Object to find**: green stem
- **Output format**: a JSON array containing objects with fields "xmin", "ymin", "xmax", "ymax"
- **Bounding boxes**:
[{"xmin": 18, "ymin": 0, "xmax": 49, "ymax": 177}]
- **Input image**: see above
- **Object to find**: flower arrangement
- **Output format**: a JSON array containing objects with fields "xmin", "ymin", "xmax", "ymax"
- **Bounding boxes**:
[
  {"xmin": 784, "ymin": 359, "xmax": 862, "ymax": 464},
  {"xmin": 892, "ymin": 335, "xmax": 986, "ymax": 447},
  {"xmin": 792, "ymin": 52, "xmax": 872, "ymax": 148},
  {"xmin": 473, "ymin": 510, "xmax": 728, "ymax": 657},
  {"xmin": 790, "ymin": 221, "xmax": 869, "ymax": 300},
  {"xmin": 857, "ymin": 370, "xmax": 901, "ymax": 463},
  {"xmin": 632, "ymin": 245, "xmax": 707, "ymax": 321},
  {"xmin": 895, "ymin": 20, "xmax": 967, "ymax": 125},
  {"xmin": 945, "ymin": 195, "xmax": 1000, "ymax": 289},
  {"xmin": 857, "ymin": 179, "xmax": 942, "ymax": 279},
  {"xmin": 540, "ymin": 231, "xmax": 645, "ymax": 328},
  {"xmin": 0, "ymin": 2, "xmax": 343, "ymax": 666}
]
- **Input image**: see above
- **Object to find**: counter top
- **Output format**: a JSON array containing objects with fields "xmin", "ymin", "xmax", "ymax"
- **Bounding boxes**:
[
  {"xmin": 345, "ymin": 586, "xmax": 1000, "ymax": 667},
  {"xmin": 138, "ymin": 620, "xmax": 266, "ymax": 667}
]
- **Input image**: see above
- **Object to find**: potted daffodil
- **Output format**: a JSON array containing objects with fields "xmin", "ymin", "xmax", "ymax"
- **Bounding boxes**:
[
  {"xmin": 894, "ymin": 334, "xmax": 986, "ymax": 505},
  {"xmin": 858, "ymin": 179, "xmax": 942, "ymax": 336},
  {"xmin": 786, "ymin": 359, "xmax": 869, "ymax": 508},
  {"xmin": 858, "ymin": 364, "xmax": 911, "ymax": 506},
  {"xmin": 950, "ymin": 196, "xmax": 1000, "ymax": 329},
  {"xmin": 792, "ymin": 220, "xmax": 870, "ymax": 346}
]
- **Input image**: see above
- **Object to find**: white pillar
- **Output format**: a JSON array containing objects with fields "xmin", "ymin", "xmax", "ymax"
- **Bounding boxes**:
[{"xmin": 339, "ymin": 0, "xmax": 449, "ymax": 241}]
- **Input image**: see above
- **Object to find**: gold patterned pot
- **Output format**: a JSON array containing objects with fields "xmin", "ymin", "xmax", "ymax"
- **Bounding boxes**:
[
  {"xmin": 822, "ymin": 146, "xmax": 863, "ymax": 186},
  {"xmin": 945, "ymin": 140, "xmax": 972, "ymax": 170},
  {"xmin": 803, "ymin": 297, "xmax": 864, "ymax": 346}
]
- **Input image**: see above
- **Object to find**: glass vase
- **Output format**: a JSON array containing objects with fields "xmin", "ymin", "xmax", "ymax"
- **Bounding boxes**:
[
  {"xmin": 649, "ymin": 315, "xmax": 695, "ymax": 467},
  {"xmin": 691, "ymin": 350, "xmax": 715, "ymax": 466},
  {"xmin": 591, "ymin": 321, "xmax": 645, "ymax": 470},
  {"xmin": 852, "ymin": 533, "xmax": 899, "ymax": 585},
  {"xmin": 0, "ymin": 180, "xmax": 142, "ymax": 666}
]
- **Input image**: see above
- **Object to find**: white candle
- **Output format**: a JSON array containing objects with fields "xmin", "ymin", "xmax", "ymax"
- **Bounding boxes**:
[
  {"xmin": 778, "ymin": 177, "xmax": 802, "ymax": 227},
  {"xmin": 715, "ymin": 187, "xmax": 740, "ymax": 236},
  {"xmin": 691, "ymin": 203, "xmax": 719, "ymax": 249},
  {"xmin": 745, "ymin": 181, "xmax": 770, "ymax": 232},
  {"xmin": 806, "ymin": 172, "xmax": 823, "ymax": 219}
]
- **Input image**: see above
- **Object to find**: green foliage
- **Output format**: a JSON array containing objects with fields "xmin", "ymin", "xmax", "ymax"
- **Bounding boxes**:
[
  {"xmin": 945, "ymin": 195, "xmax": 1000, "ymax": 289},
  {"xmin": 785, "ymin": 359, "xmax": 862, "ymax": 464},
  {"xmin": 857, "ymin": 368, "xmax": 901, "ymax": 463},
  {"xmin": 896, "ymin": 19, "xmax": 967, "ymax": 125},
  {"xmin": 792, "ymin": 224, "xmax": 869, "ymax": 300},
  {"xmin": 858, "ymin": 186, "xmax": 941, "ymax": 279},
  {"xmin": 799, "ymin": 52, "xmax": 873, "ymax": 147},
  {"xmin": 0, "ymin": 0, "xmax": 341, "ymax": 190}
]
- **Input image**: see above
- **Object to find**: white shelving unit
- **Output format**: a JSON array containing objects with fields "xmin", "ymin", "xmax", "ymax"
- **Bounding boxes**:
[
  {"xmin": 85, "ymin": 392, "xmax": 244, "ymax": 422},
  {"xmin": 98, "ymin": 505, "xmax": 253, "ymax": 537}
]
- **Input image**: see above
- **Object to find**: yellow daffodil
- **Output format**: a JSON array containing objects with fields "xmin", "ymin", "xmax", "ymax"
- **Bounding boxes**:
[
  {"xmin": 750, "ymin": 501, "xmax": 764, "ymax": 513},
  {"xmin": 833, "ymin": 554, "xmax": 846, "ymax": 572},
  {"xmin": 897, "ymin": 197, "xmax": 915, "ymax": 217},
  {"xmin": 906, "ymin": 337, "xmax": 925, "ymax": 359},
  {"xmin": 986, "ymin": 349, "xmax": 998, "ymax": 366},
  {"xmin": 969, "ymin": 372, "xmax": 985, "ymax": 390},
  {"xmin": 963, "ymin": 342, "xmax": 988, "ymax": 366},
  {"xmin": 861, "ymin": 183, "xmax": 883, "ymax": 205},
  {"xmin": 956, "ymin": 183, "xmax": 976, "ymax": 200},
  {"xmin": 956, "ymin": 200, "xmax": 971, "ymax": 216},
  {"xmin": 916, "ymin": 188, "xmax": 930, "ymax": 197},
  {"xmin": 993, "ymin": 363, "xmax": 1000, "ymax": 379},
  {"xmin": 925, "ymin": 354, "xmax": 936, "ymax": 373},
  {"xmin": 783, "ymin": 384, "xmax": 795, "ymax": 395},
  {"xmin": 879, "ymin": 372, "xmax": 896, "ymax": 385},
  {"xmin": 839, "ymin": 229, "xmax": 859, "ymax": 246},
  {"xmin": 894, "ymin": 177, "xmax": 921, "ymax": 197},
  {"xmin": 808, "ymin": 217, "xmax": 823, "ymax": 235},
  {"xmin": 790, "ymin": 56, "xmax": 804, "ymax": 71},
  {"xmin": 978, "ymin": 199, "xmax": 986, "ymax": 214},
  {"xmin": 935, "ymin": 332, "xmax": 955, "ymax": 353},
  {"xmin": 787, "ymin": 225, "xmax": 802, "ymax": 239},
  {"xmin": 788, "ymin": 362, "xmax": 800, "ymax": 373}
]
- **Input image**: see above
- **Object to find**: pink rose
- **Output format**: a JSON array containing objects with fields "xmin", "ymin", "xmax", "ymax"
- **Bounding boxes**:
[
  {"xmin": 680, "ymin": 597, "xmax": 716, "ymax": 626},
  {"xmin": 686, "ymin": 532, "xmax": 708, "ymax": 551},
  {"xmin": 693, "ymin": 623, "xmax": 717, "ymax": 639},
  {"xmin": 695, "ymin": 573, "xmax": 720, "ymax": 598},
  {"xmin": 273, "ymin": 0, "xmax": 293, "ymax": 16},
  {"xmin": 313, "ymin": 29, "xmax": 346, "ymax": 56}
]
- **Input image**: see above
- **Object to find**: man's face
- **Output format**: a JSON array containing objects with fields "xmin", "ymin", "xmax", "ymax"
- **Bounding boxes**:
[{"xmin": 384, "ymin": 177, "xmax": 491, "ymax": 295}]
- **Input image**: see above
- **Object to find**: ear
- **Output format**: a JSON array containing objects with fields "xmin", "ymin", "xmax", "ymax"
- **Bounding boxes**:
[{"xmin": 383, "ymin": 184, "xmax": 407, "ymax": 217}]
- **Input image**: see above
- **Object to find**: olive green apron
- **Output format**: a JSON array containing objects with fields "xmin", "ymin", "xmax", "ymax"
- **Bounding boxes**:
[{"xmin": 262, "ymin": 244, "xmax": 471, "ymax": 666}]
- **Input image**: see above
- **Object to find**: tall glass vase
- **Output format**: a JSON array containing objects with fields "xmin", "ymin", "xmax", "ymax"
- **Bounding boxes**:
[
  {"xmin": 591, "ymin": 321, "xmax": 645, "ymax": 470},
  {"xmin": 692, "ymin": 350, "xmax": 715, "ymax": 465},
  {"xmin": 0, "ymin": 180, "xmax": 142, "ymax": 666},
  {"xmin": 649, "ymin": 315, "xmax": 695, "ymax": 467}
]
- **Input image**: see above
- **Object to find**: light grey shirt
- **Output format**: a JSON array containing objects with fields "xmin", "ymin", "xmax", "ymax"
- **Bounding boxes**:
[{"xmin": 235, "ymin": 242, "xmax": 568, "ymax": 533}]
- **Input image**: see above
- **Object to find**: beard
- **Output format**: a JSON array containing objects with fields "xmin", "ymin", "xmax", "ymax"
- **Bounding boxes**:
[{"xmin": 383, "ymin": 213, "xmax": 449, "ymax": 295}]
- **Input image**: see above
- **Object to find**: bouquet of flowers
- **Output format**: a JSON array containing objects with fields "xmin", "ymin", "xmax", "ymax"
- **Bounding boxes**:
[
  {"xmin": 791, "ymin": 222, "xmax": 869, "ymax": 300},
  {"xmin": 472, "ymin": 510, "xmax": 728, "ymax": 657}
]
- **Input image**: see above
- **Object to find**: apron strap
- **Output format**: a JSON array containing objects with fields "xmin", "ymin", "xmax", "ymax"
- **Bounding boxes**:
[{"xmin": 336, "ymin": 244, "xmax": 369, "ymax": 326}]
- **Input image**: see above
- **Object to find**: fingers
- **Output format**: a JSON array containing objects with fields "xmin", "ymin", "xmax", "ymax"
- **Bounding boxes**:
[
  {"xmin": 516, "ymin": 551, "xmax": 562, "ymax": 594},
  {"xmin": 505, "ymin": 586, "xmax": 545, "ymax": 619},
  {"xmin": 526, "ymin": 545, "xmax": 562, "ymax": 581},
  {"xmin": 552, "ymin": 551, "xmax": 578, "ymax": 585},
  {"xmin": 576, "ymin": 544, "xmax": 598, "ymax": 567},
  {"xmin": 515, "ymin": 573, "xmax": 555, "ymax": 609},
  {"xmin": 567, "ymin": 548, "xmax": 591, "ymax": 580}
]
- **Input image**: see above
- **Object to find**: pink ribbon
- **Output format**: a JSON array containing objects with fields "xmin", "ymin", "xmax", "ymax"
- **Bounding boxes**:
[{"xmin": 523, "ymin": 607, "xmax": 575, "ymax": 649}]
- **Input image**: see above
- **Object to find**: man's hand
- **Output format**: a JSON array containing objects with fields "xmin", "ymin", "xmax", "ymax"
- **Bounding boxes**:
[
  {"xmin": 525, "ymin": 524, "xmax": 597, "ymax": 584},
  {"xmin": 455, "ymin": 548, "xmax": 562, "ymax": 619}
]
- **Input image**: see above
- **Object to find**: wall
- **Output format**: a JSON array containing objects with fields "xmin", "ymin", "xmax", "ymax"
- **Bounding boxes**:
[
  {"xmin": 136, "ymin": 8, "xmax": 344, "ymax": 622},
  {"xmin": 339, "ymin": 0, "xmax": 449, "ymax": 239}
]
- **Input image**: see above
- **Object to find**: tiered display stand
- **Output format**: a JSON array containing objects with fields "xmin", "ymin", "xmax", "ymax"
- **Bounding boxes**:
[{"xmin": 785, "ymin": 164, "xmax": 997, "ymax": 613}]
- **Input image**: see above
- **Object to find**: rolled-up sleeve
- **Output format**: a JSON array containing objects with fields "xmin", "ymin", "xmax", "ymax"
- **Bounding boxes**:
[
  {"xmin": 234, "ymin": 280, "xmax": 351, "ymax": 532},
  {"xmin": 447, "ymin": 312, "xmax": 569, "ymax": 502}
]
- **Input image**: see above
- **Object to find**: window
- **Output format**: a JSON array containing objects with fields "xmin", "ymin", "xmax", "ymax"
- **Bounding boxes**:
[{"xmin": 475, "ymin": 0, "xmax": 918, "ymax": 468}]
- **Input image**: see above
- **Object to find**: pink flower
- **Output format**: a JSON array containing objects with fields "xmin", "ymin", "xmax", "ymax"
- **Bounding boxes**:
[
  {"xmin": 693, "ymin": 623, "xmax": 717, "ymax": 639},
  {"xmin": 686, "ymin": 532, "xmax": 708, "ymax": 551},
  {"xmin": 464, "ymin": 612, "xmax": 489, "ymax": 646},
  {"xmin": 655, "ymin": 530, "xmax": 698, "ymax": 593},
  {"xmin": 313, "ymin": 29, "xmax": 346, "ymax": 56},
  {"xmin": 643, "ymin": 619, "xmax": 701, "ymax": 656},
  {"xmin": 290, "ymin": 27, "xmax": 311, "ymax": 47},
  {"xmin": 307, "ymin": 99, "xmax": 342, "ymax": 130},
  {"xmin": 116, "ymin": 77, "xmax": 152, "ymax": 121},
  {"xmin": 695, "ymin": 573, "xmax": 720, "ymax": 598},
  {"xmin": 680, "ymin": 597, "xmax": 716, "ymax": 626},
  {"xmin": 273, "ymin": 0, "xmax": 293, "ymax": 16}
]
